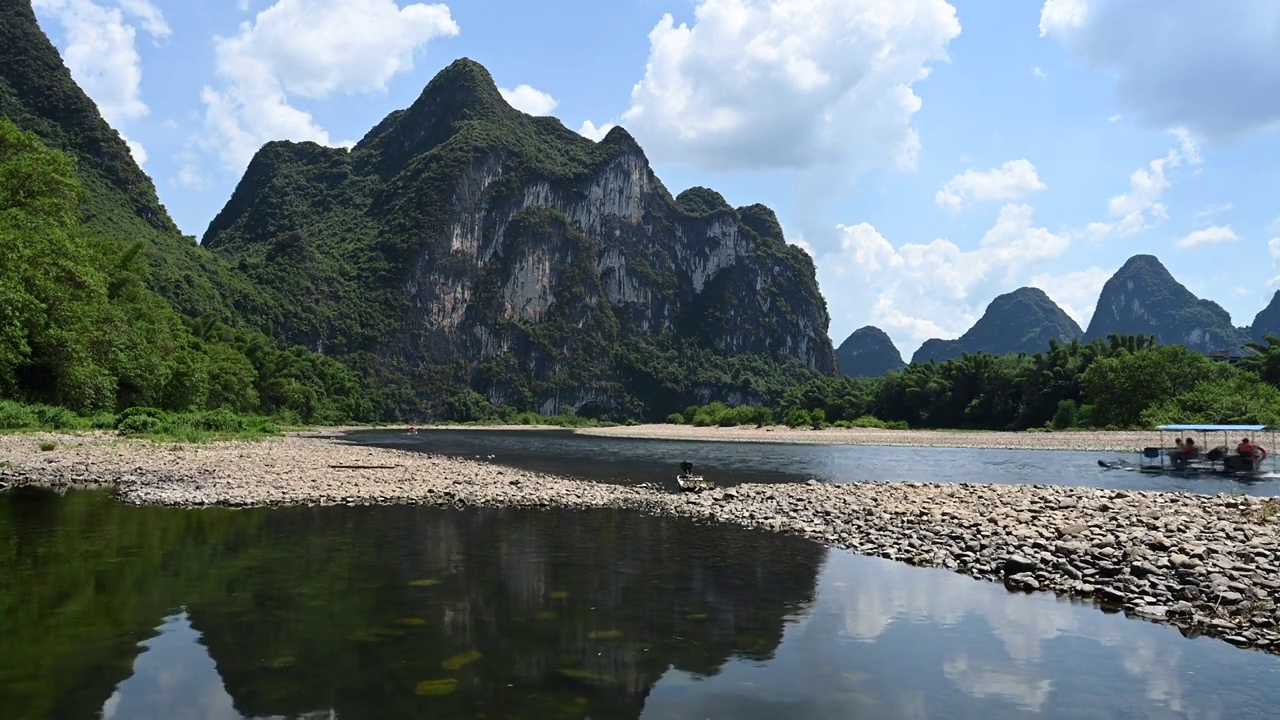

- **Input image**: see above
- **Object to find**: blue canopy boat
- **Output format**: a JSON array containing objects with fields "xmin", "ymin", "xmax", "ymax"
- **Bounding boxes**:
[{"xmin": 1100, "ymin": 424, "xmax": 1277, "ymax": 479}]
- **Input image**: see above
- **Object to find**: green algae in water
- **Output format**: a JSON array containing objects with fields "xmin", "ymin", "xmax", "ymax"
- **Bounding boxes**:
[
  {"xmin": 557, "ymin": 669, "xmax": 615, "ymax": 686},
  {"xmin": 348, "ymin": 627, "xmax": 406, "ymax": 642},
  {"xmin": 408, "ymin": 579, "xmax": 442, "ymax": 587},
  {"xmin": 440, "ymin": 650, "xmax": 483, "ymax": 670},
  {"xmin": 548, "ymin": 590, "xmax": 570, "ymax": 599},
  {"xmin": 397, "ymin": 617, "xmax": 427, "ymax": 626},
  {"xmin": 264, "ymin": 656, "xmax": 296, "ymax": 669},
  {"xmin": 687, "ymin": 613, "xmax": 709, "ymax": 620},
  {"xmin": 535, "ymin": 611, "xmax": 558, "ymax": 620},
  {"xmin": 414, "ymin": 678, "xmax": 458, "ymax": 696},
  {"xmin": 586, "ymin": 630, "xmax": 624, "ymax": 640}
]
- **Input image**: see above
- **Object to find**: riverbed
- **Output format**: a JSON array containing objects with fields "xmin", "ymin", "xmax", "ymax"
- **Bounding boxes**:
[{"xmin": 3, "ymin": 487, "xmax": 1279, "ymax": 719}]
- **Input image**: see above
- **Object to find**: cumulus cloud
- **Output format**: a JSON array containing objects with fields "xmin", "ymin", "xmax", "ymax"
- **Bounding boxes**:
[
  {"xmin": 1085, "ymin": 129, "xmax": 1201, "ymax": 239},
  {"xmin": 32, "ymin": 0, "xmax": 167, "ymax": 126},
  {"xmin": 817, "ymin": 203, "xmax": 1070, "ymax": 352},
  {"xmin": 935, "ymin": 159, "xmax": 1046, "ymax": 213},
  {"xmin": 1176, "ymin": 225, "xmax": 1238, "ymax": 249},
  {"xmin": 1268, "ymin": 237, "xmax": 1280, "ymax": 263},
  {"xmin": 199, "ymin": 0, "xmax": 459, "ymax": 171},
  {"xmin": 577, "ymin": 120, "xmax": 616, "ymax": 142},
  {"xmin": 587, "ymin": 0, "xmax": 960, "ymax": 175},
  {"xmin": 1040, "ymin": 0, "xmax": 1280, "ymax": 143},
  {"xmin": 498, "ymin": 84, "xmax": 558, "ymax": 116},
  {"xmin": 1029, "ymin": 266, "xmax": 1110, "ymax": 326}
]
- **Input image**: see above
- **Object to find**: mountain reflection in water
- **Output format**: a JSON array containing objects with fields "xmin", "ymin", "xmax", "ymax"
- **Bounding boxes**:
[{"xmin": 2, "ymin": 488, "xmax": 1279, "ymax": 719}]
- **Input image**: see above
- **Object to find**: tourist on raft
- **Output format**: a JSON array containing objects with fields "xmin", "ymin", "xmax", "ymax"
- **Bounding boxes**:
[{"xmin": 1238, "ymin": 438, "xmax": 1268, "ymax": 460}]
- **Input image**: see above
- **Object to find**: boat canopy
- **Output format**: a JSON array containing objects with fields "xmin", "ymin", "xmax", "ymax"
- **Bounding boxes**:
[{"xmin": 1155, "ymin": 424, "xmax": 1269, "ymax": 432}]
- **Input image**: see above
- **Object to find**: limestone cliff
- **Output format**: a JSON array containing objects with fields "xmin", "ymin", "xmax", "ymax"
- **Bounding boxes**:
[
  {"xmin": 911, "ymin": 288, "xmax": 1082, "ymax": 364},
  {"xmin": 1249, "ymin": 291, "xmax": 1280, "ymax": 343},
  {"xmin": 1083, "ymin": 255, "xmax": 1247, "ymax": 354},
  {"xmin": 203, "ymin": 59, "xmax": 835, "ymax": 418}
]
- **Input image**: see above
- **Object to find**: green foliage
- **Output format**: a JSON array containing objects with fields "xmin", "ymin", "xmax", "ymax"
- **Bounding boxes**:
[
  {"xmin": 38, "ymin": 440, "xmax": 55, "ymax": 451},
  {"xmin": 0, "ymin": 120, "xmax": 370, "ymax": 422},
  {"xmin": 669, "ymin": 332, "xmax": 1280, "ymax": 432}
]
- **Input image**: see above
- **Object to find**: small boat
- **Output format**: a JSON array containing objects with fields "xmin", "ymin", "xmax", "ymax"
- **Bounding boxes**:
[
  {"xmin": 1100, "ymin": 423, "xmax": 1276, "ymax": 479},
  {"xmin": 676, "ymin": 474, "xmax": 715, "ymax": 492}
]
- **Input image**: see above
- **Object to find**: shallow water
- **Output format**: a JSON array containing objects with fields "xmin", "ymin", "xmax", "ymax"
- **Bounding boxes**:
[
  {"xmin": 344, "ymin": 429, "xmax": 1280, "ymax": 496},
  {"xmin": 3, "ymin": 488, "xmax": 1279, "ymax": 719}
]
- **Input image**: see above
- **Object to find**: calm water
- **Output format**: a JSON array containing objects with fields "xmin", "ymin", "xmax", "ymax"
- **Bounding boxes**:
[
  {"xmin": 3, "ymin": 488, "xmax": 1280, "ymax": 719},
  {"xmin": 343, "ymin": 429, "xmax": 1280, "ymax": 497}
]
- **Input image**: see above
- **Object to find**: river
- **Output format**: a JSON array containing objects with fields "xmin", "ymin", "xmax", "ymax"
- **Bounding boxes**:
[
  {"xmin": 3, "ymin": 479, "xmax": 1280, "ymax": 719},
  {"xmin": 342, "ymin": 428, "xmax": 1280, "ymax": 496}
]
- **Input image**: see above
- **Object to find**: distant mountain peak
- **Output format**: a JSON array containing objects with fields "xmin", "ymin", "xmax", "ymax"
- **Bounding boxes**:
[
  {"xmin": 837, "ymin": 326, "xmax": 906, "ymax": 377},
  {"xmin": 911, "ymin": 286, "xmax": 1081, "ymax": 364},
  {"xmin": 1084, "ymin": 253, "xmax": 1246, "ymax": 353}
]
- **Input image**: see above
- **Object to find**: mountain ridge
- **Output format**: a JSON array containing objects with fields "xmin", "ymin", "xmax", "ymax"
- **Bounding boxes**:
[
  {"xmin": 200, "ymin": 54, "xmax": 836, "ymax": 418},
  {"xmin": 910, "ymin": 287, "xmax": 1082, "ymax": 364},
  {"xmin": 836, "ymin": 326, "xmax": 905, "ymax": 378}
]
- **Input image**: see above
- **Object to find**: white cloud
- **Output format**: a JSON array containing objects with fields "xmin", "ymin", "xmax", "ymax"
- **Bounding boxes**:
[
  {"xmin": 1193, "ymin": 202, "xmax": 1232, "ymax": 219},
  {"xmin": 1176, "ymin": 225, "xmax": 1237, "ymax": 248},
  {"xmin": 116, "ymin": 0, "xmax": 170, "ymax": 39},
  {"xmin": 121, "ymin": 133, "xmax": 147, "ymax": 167},
  {"xmin": 577, "ymin": 120, "xmax": 616, "ymax": 142},
  {"xmin": 1040, "ymin": 0, "xmax": 1280, "ymax": 143},
  {"xmin": 589, "ymin": 0, "xmax": 960, "ymax": 174},
  {"xmin": 1086, "ymin": 129, "xmax": 1201, "ymax": 240},
  {"xmin": 1268, "ymin": 237, "xmax": 1280, "ymax": 263},
  {"xmin": 1031, "ymin": 66, "xmax": 1047, "ymax": 80},
  {"xmin": 1030, "ymin": 266, "xmax": 1109, "ymax": 326},
  {"xmin": 498, "ymin": 84, "xmax": 558, "ymax": 116},
  {"xmin": 817, "ymin": 204, "xmax": 1069, "ymax": 352},
  {"xmin": 32, "ymin": 0, "xmax": 168, "ymax": 126},
  {"xmin": 935, "ymin": 159, "xmax": 1046, "ymax": 213},
  {"xmin": 1107, "ymin": 113, "xmax": 1122, "ymax": 123},
  {"xmin": 32, "ymin": 0, "xmax": 169, "ymax": 168},
  {"xmin": 174, "ymin": 166, "xmax": 210, "ymax": 190},
  {"xmin": 199, "ymin": 0, "xmax": 459, "ymax": 171}
]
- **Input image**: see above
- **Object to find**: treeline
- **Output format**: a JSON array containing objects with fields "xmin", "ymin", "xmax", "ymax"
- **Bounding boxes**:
[
  {"xmin": 0, "ymin": 119, "xmax": 372, "ymax": 429},
  {"xmin": 677, "ymin": 334, "xmax": 1280, "ymax": 431}
]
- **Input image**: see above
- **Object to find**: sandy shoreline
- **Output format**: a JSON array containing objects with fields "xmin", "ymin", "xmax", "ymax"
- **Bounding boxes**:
[
  {"xmin": 3, "ymin": 431, "xmax": 1279, "ymax": 656},
  {"xmin": 378, "ymin": 423, "xmax": 1159, "ymax": 452}
]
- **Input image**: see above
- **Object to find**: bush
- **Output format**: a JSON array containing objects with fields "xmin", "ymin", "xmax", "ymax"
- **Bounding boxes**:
[
  {"xmin": 1051, "ymin": 400, "xmax": 1078, "ymax": 430},
  {"xmin": 665, "ymin": 413, "xmax": 684, "ymax": 425},
  {"xmin": 118, "ymin": 414, "xmax": 164, "ymax": 435},
  {"xmin": 0, "ymin": 401, "xmax": 37, "ymax": 430},
  {"xmin": 784, "ymin": 408, "xmax": 811, "ymax": 428},
  {"xmin": 39, "ymin": 441, "xmax": 56, "ymax": 451},
  {"xmin": 114, "ymin": 406, "xmax": 169, "ymax": 429},
  {"xmin": 189, "ymin": 409, "xmax": 248, "ymax": 432}
]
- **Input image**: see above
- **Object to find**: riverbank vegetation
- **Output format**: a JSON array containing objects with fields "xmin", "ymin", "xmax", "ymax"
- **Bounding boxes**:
[{"xmin": 676, "ymin": 334, "xmax": 1280, "ymax": 431}]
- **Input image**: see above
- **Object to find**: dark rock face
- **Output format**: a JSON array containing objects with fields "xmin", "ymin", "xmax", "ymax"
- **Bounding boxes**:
[
  {"xmin": 910, "ymin": 287, "xmax": 1082, "ymax": 364},
  {"xmin": 1249, "ymin": 291, "xmax": 1280, "ymax": 343},
  {"xmin": 836, "ymin": 326, "xmax": 905, "ymax": 378},
  {"xmin": 202, "ymin": 58, "xmax": 836, "ymax": 415},
  {"xmin": 1083, "ymin": 254, "xmax": 1247, "ymax": 353}
]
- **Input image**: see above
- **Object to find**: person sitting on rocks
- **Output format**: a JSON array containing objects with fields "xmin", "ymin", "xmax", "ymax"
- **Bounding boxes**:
[{"xmin": 680, "ymin": 461, "xmax": 694, "ymax": 477}]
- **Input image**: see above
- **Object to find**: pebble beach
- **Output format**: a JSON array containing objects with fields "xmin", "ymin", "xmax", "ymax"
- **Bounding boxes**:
[{"xmin": 4, "ymin": 429, "xmax": 1280, "ymax": 657}]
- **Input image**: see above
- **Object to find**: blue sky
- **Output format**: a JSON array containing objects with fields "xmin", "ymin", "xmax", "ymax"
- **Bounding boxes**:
[{"xmin": 30, "ymin": 0, "xmax": 1280, "ymax": 357}]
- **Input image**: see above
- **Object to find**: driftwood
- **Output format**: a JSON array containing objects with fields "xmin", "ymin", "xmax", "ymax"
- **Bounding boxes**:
[{"xmin": 328, "ymin": 464, "xmax": 402, "ymax": 470}]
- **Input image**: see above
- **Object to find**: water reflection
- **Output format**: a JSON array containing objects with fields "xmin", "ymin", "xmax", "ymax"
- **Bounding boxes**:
[
  {"xmin": 344, "ymin": 429, "xmax": 1280, "ymax": 497},
  {"xmin": 3, "ymin": 489, "xmax": 1280, "ymax": 719}
]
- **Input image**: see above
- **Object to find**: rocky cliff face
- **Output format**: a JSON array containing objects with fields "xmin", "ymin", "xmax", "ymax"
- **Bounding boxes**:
[
  {"xmin": 1250, "ymin": 291, "xmax": 1280, "ymax": 343},
  {"xmin": 1083, "ymin": 255, "xmax": 1246, "ymax": 354},
  {"xmin": 835, "ymin": 326, "xmax": 905, "ymax": 378},
  {"xmin": 203, "ymin": 59, "xmax": 835, "ymax": 417},
  {"xmin": 911, "ymin": 287, "xmax": 1082, "ymax": 364}
]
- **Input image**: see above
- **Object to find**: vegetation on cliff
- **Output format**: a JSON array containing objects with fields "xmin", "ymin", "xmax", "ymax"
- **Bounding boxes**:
[{"xmin": 0, "ymin": 119, "xmax": 366, "ymax": 425}]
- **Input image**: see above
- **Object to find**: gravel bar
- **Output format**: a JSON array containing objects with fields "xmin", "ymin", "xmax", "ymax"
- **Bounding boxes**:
[{"xmin": 4, "ymin": 431, "xmax": 1280, "ymax": 656}]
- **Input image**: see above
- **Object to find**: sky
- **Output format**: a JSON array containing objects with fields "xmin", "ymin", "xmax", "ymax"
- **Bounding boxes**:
[{"xmin": 29, "ymin": 0, "xmax": 1280, "ymax": 358}]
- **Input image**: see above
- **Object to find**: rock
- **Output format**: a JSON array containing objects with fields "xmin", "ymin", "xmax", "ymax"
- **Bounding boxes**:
[{"xmin": 1002, "ymin": 555, "xmax": 1039, "ymax": 576}]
